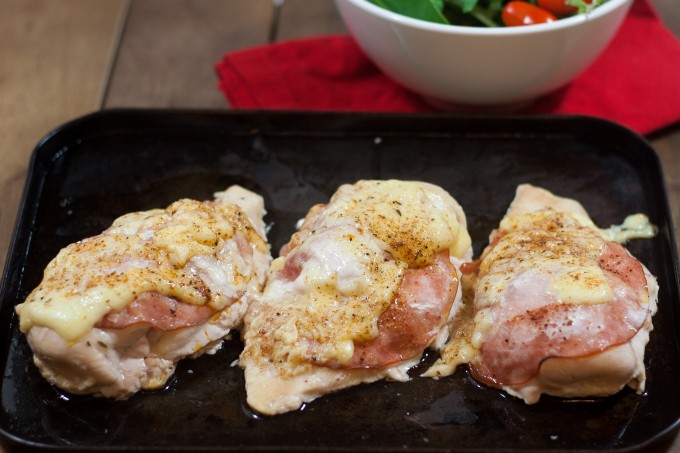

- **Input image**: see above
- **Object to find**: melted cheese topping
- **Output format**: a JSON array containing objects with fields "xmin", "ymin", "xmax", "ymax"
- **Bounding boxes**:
[
  {"xmin": 423, "ymin": 272, "xmax": 477, "ymax": 378},
  {"xmin": 601, "ymin": 213, "xmax": 656, "ymax": 243},
  {"xmin": 477, "ymin": 211, "xmax": 609, "ymax": 309},
  {"xmin": 242, "ymin": 180, "xmax": 471, "ymax": 375},
  {"xmin": 427, "ymin": 184, "xmax": 657, "ymax": 393},
  {"xmin": 250, "ymin": 228, "xmax": 405, "ymax": 369},
  {"xmin": 17, "ymin": 198, "xmax": 268, "ymax": 342},
  {"xmin": 428, "ymin": 210, "xmax": 612, "ymax": 378},
  {"xmin": 322, "ymin": 180, "xmax": 471, "ymax": 266}
]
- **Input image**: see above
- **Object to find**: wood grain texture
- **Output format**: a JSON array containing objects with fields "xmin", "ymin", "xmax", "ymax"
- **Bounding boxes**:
[
  {"xmin": 103, "ymin": 0, "xmax": 275, "ymax": 108},
  {"xmin": 648, "ymin": 0, "xmax": 680, "ymax": 36},
  {"xmin": 276, "ymin": 0, "xmax": 347, "ymax": 40},
  {"xmin": 0, "ymin": 0, "xmax": 125, "ymax": 271},
  {"xmin": 651, "ymin": 126, "xmax": 680, "ymax": 260}
]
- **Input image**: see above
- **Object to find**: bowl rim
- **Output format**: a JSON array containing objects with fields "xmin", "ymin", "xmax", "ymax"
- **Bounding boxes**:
[{"xmin": 338, "ymin": 0, "xmax": 633, "ymax": 35}]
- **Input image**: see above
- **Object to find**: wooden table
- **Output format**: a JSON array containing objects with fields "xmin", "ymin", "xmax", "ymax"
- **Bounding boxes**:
[{"xmin": 1, "ymin": 0, "xmax": 679, "ymax": 451}]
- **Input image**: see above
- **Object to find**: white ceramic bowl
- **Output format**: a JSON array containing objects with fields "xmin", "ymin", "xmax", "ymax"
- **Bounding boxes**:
[{"xmin": 335, "ymin": 0, "xmax": 632, "ymax": 107}]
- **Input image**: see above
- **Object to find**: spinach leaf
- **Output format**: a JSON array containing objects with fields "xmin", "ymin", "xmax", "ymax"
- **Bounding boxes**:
[
  {"xmin": 368, "ymin": 0, "xmax": 450, "ymax": 24},
  {"xmin": 444, "ymin": 0, "xmax": 502, "ymax": 26},
  {"xmin": 458, "ymin": 0, "xmax": 478, "ymax": 13}
]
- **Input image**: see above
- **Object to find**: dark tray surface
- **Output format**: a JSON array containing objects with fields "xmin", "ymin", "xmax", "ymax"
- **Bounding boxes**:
[{"xmin": 1, "ymin": 109, "xmax": 679, "ymax": 452}]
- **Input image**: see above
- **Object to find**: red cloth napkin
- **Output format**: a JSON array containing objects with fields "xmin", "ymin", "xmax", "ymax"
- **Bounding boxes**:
[{"xmin": 216, "ymin": 0, "xmax": 680, "ymax": 135}]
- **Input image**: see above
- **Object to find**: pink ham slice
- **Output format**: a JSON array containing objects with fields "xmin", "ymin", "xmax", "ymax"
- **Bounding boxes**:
[
  {"xmin": 277, "ymin": 249, "xmax": 458, "ymax": 370},
  {"xmin": 95, "ymin": 232, "xmax": 256, "ymax": 332},
  {"xmin": 348, "ymin": 251, "xmax": 458, "ymax": 369},
  {"xmin": 96, "ymin": 292, "xmax": 216, "ymax": 331},
  {"xmin": 599, "ymin": 242, "xmax": 649, "ymax": 299},
  {"xmin": 471, "ymin": 241, "xmax": 650, "ymax": 386}
]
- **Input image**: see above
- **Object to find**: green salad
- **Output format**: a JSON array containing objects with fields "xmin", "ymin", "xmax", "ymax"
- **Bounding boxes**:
[{"xmin": 367, "ymin": 0, "xmax": 608, "ymax": 27}]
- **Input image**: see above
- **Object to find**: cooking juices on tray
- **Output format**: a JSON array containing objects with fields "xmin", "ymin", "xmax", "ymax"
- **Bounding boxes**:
[{"xmin": 15, "ymin": 180, "xmax": 657, "ymax": 413}]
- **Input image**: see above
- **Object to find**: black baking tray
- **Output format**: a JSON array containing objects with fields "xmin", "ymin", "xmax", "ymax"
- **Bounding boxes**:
[{"xmin": 1, "ymin": 109, "xmax": 679, "ymax": 452}]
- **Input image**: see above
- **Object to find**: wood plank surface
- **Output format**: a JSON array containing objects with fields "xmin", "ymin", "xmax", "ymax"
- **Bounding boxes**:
[
  {"xmin": 0, "ymin": 0, "xmax": 126, "ymax": 271},
  {"xmin": 276, "ymin": 0, "xmax": 348, "ymax": 39},
  {"xmin": 103, "ymin": 0, "xmax": 275, "ymax": 108},
  {"xmin": 102, "ymin": 0, "xmax": 349, "ymax": 109},
  {"xmin": 651, "ymin": 127, "xmax": 680, "ymax": 257},
  {"xmin": 649, "ymin": 0, "xmax": 680, "ymax": 35}
]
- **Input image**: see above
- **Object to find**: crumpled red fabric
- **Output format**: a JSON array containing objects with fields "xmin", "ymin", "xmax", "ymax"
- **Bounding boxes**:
[{"xmin": 216, "ymin": 0, "xmax": 680, "ymax": 135}]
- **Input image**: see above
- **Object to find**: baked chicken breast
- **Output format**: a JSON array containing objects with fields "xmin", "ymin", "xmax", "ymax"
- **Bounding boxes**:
[
  {"xmin": 240, "ymin": 180, "xmax": 472, "ymax": 415},
  {"xmin": 427, "ymin": 184, "xmax": 658, "ymax": 404},
  {"xmin": 16, "ymin": 186, "xmax": 271, "ymax": 399}
]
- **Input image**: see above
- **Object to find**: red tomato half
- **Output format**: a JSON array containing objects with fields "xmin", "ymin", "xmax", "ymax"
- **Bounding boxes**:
[
  {"xmin": 502, "ymin": 1, "xmax": 557, "ymax": 26},
  {"xmin": 537, "ymin": 0, "xmax": 593, "ymax": 16},
  {"xmin": 537, "ymin": 0, "xmax": 577, "ymax": 16}
]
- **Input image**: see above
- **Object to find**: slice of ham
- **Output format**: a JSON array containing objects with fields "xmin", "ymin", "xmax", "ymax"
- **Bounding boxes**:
[
  {"xmin": 96, "ymin": 292, "xmax": 216, "ymax": 331},
  {"xmin": 348, "ymin": 251, "xmax": 458, "ymax": 368},
  {"xmin": 279, "ymin": 250, "xmax": 310, "ymax": 281},
  {"xmin": 599, "ymin": 242, "xmax": 649, "ymax": 299},
  {"xmin": 471, "ymin": 241, "xmax": 650, "ymax": 386},
  {"xmin": 95, "ymin": 233, "xmax": 256, "ymax": 333}
]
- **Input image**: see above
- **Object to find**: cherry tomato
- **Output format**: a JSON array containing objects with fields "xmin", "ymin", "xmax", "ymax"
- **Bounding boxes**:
[
  {"xmin": 538, "ymin": 0, "xmax": 593, "ymax": 16},
  {"xmin": 537, "ymin": 0, "xmax": 577, "ymax": 16},
  {"xmin": 502, "ymin": 1, "xmax": 557, "ymax": 26}
]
